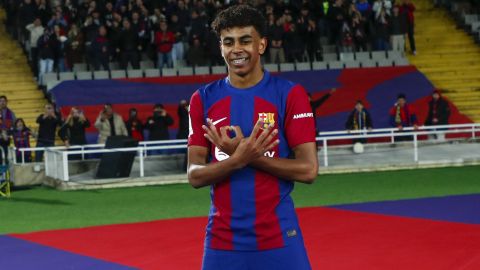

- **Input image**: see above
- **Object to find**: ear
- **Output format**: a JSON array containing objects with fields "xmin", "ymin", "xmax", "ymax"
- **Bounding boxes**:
[{"xmin": 259, "ymin": 37, "xmax": 267, "ymax": 55}]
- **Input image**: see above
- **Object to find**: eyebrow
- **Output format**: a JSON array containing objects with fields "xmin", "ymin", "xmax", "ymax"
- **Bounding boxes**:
[{"xmin": 222, "ymin": 34, "xmax": 253, "ymax": 42}]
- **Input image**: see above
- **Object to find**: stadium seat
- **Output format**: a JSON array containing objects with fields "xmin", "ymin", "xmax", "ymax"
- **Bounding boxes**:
[
  {"xmin": 178, "ymin": 67, "xmax": 193, "ymax": 76},
  {"xmin": 110, "ymin": 70, "xmax": 127, "ymax": 79},
  {"xmin": 264, "ymin": 63, "xmax": 279, "ymax": 72},
  {"xmin": 328, "ymin": 61, "xmax": 344, "ymax": 69},
  {"xmin": 46, "ymin": 80, "xmax": 61, "ymax": 92},
  {"xmin": 140, "ymin": 60, "xmax": 154, "ymax": 70},
  {"xmin": 295, "ymin": 62, "xmax": 311, "ymax": 71},
  {"xmin": 72, "ymin": 63, "xmax": 87, "ymax": 72},
  {"xmin": 312, "ymin": 61, "xmax": 327, "ymax": 70},
  {"xmin": 76, "ymin": 71, "xmax": 93, "ymax": 80},
  {"xmin": 279, "ymin": 63, "xmax": 295, "ymax": 72},
  {"xmin": 322, "ymin": 53, "xmax": 338, "ymax": 61},
  {"xmin": 144, "ymin": 68, "xmax": 160, "ymax": 78},
  {"xmin": 93, "ymin": 70, "xmax": 110, "ymax": 79},
  {"xmin": 127, "ymin": 69, "xmax": 143, "ymax": 78},
  {"xmin": 355, "ymin": 51, "xmax": 371, "ymax": 61},
  {"xmin": 340, "ymin": 52, "xmax": 355, "ymax": 61},
  {"xmin": 322, "ymin": 45, "xmax": 336, "ymax": 53},
  {"xmin": 109, "ymin": 62, "xmax": 120, "ymax": 70},
  {"xmin": 42, "ymin": 72, "xmax": 58, "ymax": 86},
  {"xmin": 162, "ymin": 68, "xmax": 178, "ymax": 76},
  {"xmin": 371, "ymin": 51, "xmax": 387, "ymax": 60},
  {"xmin": 58, "ymin": 72, "xmax": 75, "ymax": 81},
  {"xmin": 394, "ymin": 58, "xmax": 410, "ymax": 66},
  {"xmin": 344, "ymin": 61, "xmax": 360, "ymax": 68},
  {"xmin": 471, "ymin": 21, "xmax": 480, "ymax": 33},
  {"xmin": 194, "ymin": 66, "xmax": 210, "ymax": 75},
  {"xmin": 361, "ymin": 59, "xmax": 377, "ymax": 68},
  {"xmin": 211, "ymin": 66, "xmax": 227, "ymax": 74},
  {"xmin": 387, "ymin": 50, "xmax": 404, "ymax": 60},
  {"xmin": 377, "ymin": 59, "xmax": 393, "ymax": 67}
]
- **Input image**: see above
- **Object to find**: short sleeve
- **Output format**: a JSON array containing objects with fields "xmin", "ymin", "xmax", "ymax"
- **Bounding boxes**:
[
  {"xmin": 188, "ymin": 90, "xmax": 209, "ymax": 147},
  {"xmin": 284, "ymin": 85, "xmax": 316, "ymax": 148}
]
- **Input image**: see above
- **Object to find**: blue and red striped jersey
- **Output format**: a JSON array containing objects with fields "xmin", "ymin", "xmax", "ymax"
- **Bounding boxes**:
[{"xmin": 188, "ymin": 71, "xmax": 316, "ymax": 251}]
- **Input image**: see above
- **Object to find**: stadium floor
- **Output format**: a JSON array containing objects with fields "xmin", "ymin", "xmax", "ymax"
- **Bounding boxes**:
[{"xmin": 1, "ymin": 166, "xmax": 479, "ymax": 269}]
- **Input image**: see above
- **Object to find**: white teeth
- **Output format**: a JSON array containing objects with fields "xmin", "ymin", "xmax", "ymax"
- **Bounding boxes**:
[{"xmin": 232, "ymin": 58, "xmax": 246, "ymax": 64}]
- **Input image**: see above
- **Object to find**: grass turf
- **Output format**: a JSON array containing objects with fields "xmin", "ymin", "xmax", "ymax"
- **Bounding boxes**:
[{"xmin": 1, "ymin": 166, "xmax": 479, "ymax": 234}]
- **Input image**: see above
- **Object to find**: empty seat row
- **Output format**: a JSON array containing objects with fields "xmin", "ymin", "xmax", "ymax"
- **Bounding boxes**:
[
  {"xmin": 322, "ymin": 50, "xmax": 405, "ymax": 62},
  {"xmin": 43, "ymin": 58, "xmax": 409, "ymax": 90}
]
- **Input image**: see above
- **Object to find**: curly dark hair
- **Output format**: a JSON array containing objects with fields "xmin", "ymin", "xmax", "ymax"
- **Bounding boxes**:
[{"xmin": 211, "ymin": 5, "xmax": 267, "ymax": 37}]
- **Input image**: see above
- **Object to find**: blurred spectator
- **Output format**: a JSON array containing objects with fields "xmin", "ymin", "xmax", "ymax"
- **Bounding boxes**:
[
  {"xmin": 66, "ymin": 24, "xmax": 84, "ymax": 68},
  {"xmin": 35, "ymin": 103, "xmax": 62, "ymax": 162},
  {"xmin": 188, "ymin": 9, "xmax": 207, "ymax": 44},
  {"xmin": 389, "ymin": 93, "xmax": 418, "ymax": 142},
  {"xmin": 176, "ymin": 100, "xmax": 189, "ymax": 139},
  {"xmin": 18, "ymin": 0, "xmax": 37, "ymax": 45},
  {"xmin": 351, "ymin": 13, "xmax": 368, "ymax": 52},
  {"xmin": 91, "ymin": 25, "xmax": 110, "ymax": 71},
  {"xmin": 154, "ymin": 20, "xmax": 175, "ymax": 69},
  {"xmin": 94, "ymin": 104, "xmax": 128, "ymax": 144},
  {"xmin": 345, "ymin": 100, "xmax": 373, "ymax": 143},
  {"xmin": 284, "ymin": 23, "xmax": 305, "ymax": 62},
  {"xmin": 58, "ymin": 107, "xmax": 90, "ymax": 147},
  {"xmin": 11, "ymin": 118, "xmax": 32, "ymax": 163},
  {"xmin": 47, "ymin": 8, "xmax": 68, "ymax": 29},
  {"xmin": 37, "ymin": 28, "xmax": 58, "ymax": 85},
  {"xmin": 25, "ymin": 17, "xmax": 45, "ymax": 78},
  {"xmin": 389, "ymin": 6, "xmax": 407, "ymax": 52},
  {"xmin": 117, "ymin": 19, "xmax": 141, "ymax": 69},
  {"xmin": 186, "ymin": 37, "xmax": 207, "ymax": 66},
  {"xmin": 373, "ymin": 8, "xmax": 390, "ymax": 51},
  {"xmin": 373, "ymin": 0, "xmax": 393, "ymax": 17},
  {"xmin": 425, "ymin": 90, "xmax": 450, "ymax": 141},
  {"xmin": 204, "ymin": 30, "xmax": 223, "ymax": 66},
  {"xmin": 145, "ymin": 104, "xmax": 173, "ymax": 141},
  {"xmin": 125, "ymin": 108, "xmax": 144, "ymax": 142},
  {"xmin": 400, "ymin": 0, "xmax": 416, "ymax": 55},
  {"xmin": 268, "ymin": 15, "xmax": 286, "ymax": 64},
  {"xmin": 170, "ymin": 14, "xmax": 186, "ymax": 68},
  {"xmin": 53, "ymin": 24, "xmax": 69, "ymax": 72},
  {"xmin": 0, "ymin": 96, "xmax": 16, "ymax": 163},
  {"xmin": 36, "ymin": 0, "xmax": 52, "ymax": 26}
]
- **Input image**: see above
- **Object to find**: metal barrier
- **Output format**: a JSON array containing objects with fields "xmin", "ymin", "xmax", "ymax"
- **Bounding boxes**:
[{"xmin": 11, "ymin": 123, "xmax": 480, "ymax": 180}]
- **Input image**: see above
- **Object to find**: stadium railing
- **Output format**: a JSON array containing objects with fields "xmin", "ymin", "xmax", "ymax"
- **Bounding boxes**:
[{"xmin": 9, "ymin": 123, "xmax": 480, "ymax": 181}]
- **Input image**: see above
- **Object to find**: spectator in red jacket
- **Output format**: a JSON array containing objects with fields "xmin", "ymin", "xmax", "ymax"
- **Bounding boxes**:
[
  {"xmin": 154, "ymin": 20, "xmax": 175, "ymax": 70},
  {"xmin": 389, "ymin": 93, "xmax": 418, "ymax": 142}
]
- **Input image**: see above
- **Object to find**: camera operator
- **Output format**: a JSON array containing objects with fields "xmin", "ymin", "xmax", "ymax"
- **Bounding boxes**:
[
  {"xmin": 94, "ymin": 103, "xmax": 128, "ymax": 144},
  {"xmin": 145, "ymin": 104, "xmax": 173, "ymax": 141},
  {"xmin": 35, "ymin": 103, "xmax": 62, "ymax": 162}
]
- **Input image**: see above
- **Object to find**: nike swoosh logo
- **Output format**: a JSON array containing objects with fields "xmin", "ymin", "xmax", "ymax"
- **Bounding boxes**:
[{"xmin": 212, "ymin": 117, "xmax": 228, "ymax": 126}]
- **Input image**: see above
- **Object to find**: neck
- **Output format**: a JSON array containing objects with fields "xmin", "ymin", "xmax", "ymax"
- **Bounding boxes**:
[{"xmin": 228, "ymin": 64, "xmax": 264, "ymax": 89}]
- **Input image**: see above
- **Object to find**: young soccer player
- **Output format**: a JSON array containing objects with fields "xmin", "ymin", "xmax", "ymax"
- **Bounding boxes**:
[{"xmin": 187, "ymin": 5, "xmax": 318, "ymax": 270}]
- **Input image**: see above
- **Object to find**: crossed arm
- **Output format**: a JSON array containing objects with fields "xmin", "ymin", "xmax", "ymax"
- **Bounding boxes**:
[{"xmin": 187, "ymin": 121, "xmax": 318, "ymax": 188}]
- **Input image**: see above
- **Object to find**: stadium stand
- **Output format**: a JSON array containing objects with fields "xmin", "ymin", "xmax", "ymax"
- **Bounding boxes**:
[
  {"xmin": 0, "ymin": 9, "xmax": 45, "ymax": 139},
  {"xmin": 409, "ymin": 0, "xmax": 480, "ymax": 123}
]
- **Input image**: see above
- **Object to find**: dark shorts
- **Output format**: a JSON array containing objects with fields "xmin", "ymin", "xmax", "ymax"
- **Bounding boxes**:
[{"xmin": 202, "ymin": 238, "xmax": 311, "ymax": 270}]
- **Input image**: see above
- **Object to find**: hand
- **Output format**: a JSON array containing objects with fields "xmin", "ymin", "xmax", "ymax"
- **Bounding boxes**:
[
  {"xmin": 148, "ymin": 119, "xmax": 154, "ymax": 124},
  {"xmin": 230, "ymin": 121, "xmax": 279, "ymax": 168},
  {"xmin": 398, "ymin": 125, "xmax": 403, "ymax": 131},
  {"xmin": 203, "ymin": 120, "xmax": 243, "ymax": 155},
  {"xmin": 413, "ymin": 124, "xmax": 419, "ymax": 130},
  {"xmin": 433, "ymin": 118, "xmax": 438, "ymax": 123},
  {"xmin": 160, "ymin": 109, "xmax": 167, "ymax": 116},
  {"xmin": 64, "ymin": 140, "xmax": 70, "ymax": 148}
]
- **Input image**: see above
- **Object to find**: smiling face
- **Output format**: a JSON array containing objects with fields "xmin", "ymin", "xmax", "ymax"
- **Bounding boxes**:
[{"xmin": 219, "ymin": 26, "xmax": 266, "ymax": 79}]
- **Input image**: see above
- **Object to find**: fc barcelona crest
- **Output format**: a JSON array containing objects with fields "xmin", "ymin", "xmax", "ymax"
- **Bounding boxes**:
[{"xmin": 258, "ymin": 113, "xmax": 275, "ymax": 129}]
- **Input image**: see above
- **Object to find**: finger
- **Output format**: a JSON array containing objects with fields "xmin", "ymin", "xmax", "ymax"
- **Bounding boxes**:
[
  {"xmin": 255, "ymin": 124, "xmax": 272, "ymax": 146},
  {"xmin": 265, "ymin": 138, "xmax": 280, "ymax": 152},
  {"xmin": 202, "ymin": 124, "xmax": 218, "ymax": 143},
  {"xmin": 261, "ymin": 129, "xmax": 278, "ymax": 149},
  {"xmin": 249, "ymin": 120, "xmax": 263, "ymax": 140},
  {"xmin": 219, "ymin": 126, "xmax": 229, "ymax": 139},
  {"xmin": 203, "ymin": 133, "xmax": 214, "ymax": 144},
  {"xmin": 232, "ymin": 126, "xmax": 244, "ymax": 139}
]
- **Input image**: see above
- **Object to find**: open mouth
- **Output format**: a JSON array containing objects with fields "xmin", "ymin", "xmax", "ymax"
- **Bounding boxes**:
[{"xmin": 230, "ymin": 57, "xmax": 249, "ymax": 66}]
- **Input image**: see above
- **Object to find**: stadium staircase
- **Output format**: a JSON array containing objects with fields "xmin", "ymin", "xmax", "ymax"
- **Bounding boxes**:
[
  {"xmin": 408, "ymin": 0, "xmax": 480, "ymax": 123},
  {"xmin": 0, "ymin": 9, "xmax": 46, "ymax": 144}
]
